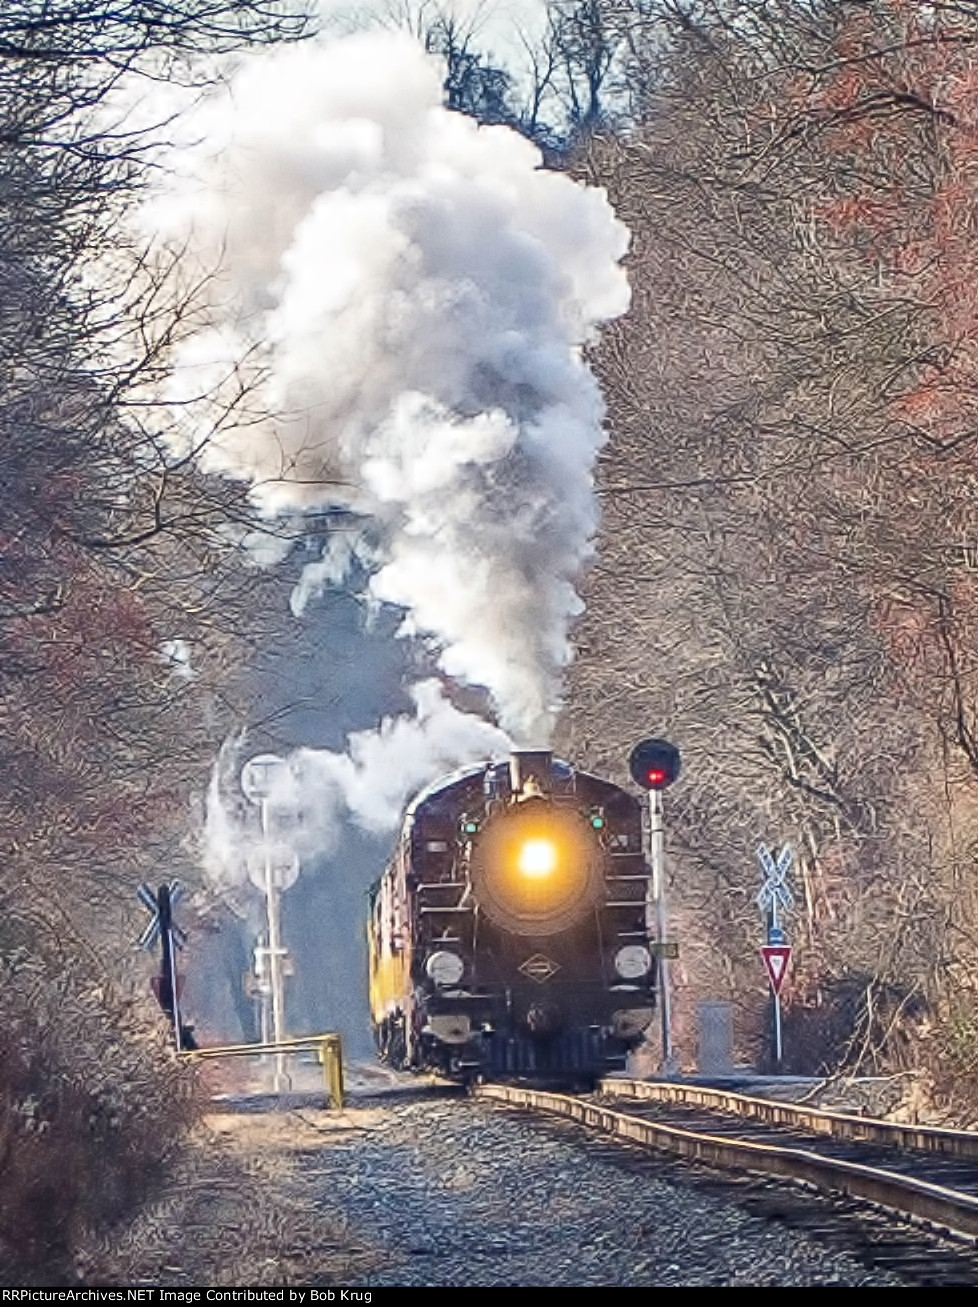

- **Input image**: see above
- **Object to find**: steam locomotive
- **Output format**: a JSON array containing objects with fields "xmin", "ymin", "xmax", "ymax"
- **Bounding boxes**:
[{"xmin": 367, "ymin": 749, "xmax": 656, "ymax": 1081}]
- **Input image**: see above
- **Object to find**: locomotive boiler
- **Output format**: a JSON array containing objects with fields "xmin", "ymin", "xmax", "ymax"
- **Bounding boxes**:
[{"xmin": 367, "ymin": 749, "xmax": 656, "ymax": 1081}]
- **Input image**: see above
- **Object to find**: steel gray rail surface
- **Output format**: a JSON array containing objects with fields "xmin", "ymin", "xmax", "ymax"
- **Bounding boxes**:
[
  {"xmin": 474, "ymin": 1083, "xmax": 978, "ymax": 1239},
  {"xmin": 601, "ymin": 1078, "xmax": 978, "ymax": 1159}
]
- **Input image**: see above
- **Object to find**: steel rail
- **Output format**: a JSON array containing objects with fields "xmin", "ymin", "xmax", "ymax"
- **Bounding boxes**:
[
  {"xmin": 474, "ymin": 1083, "xmax": 978, "ymax": 1239},
  {"xmin": 600, "ymin": 1078, "xmax": 978, "ymax": 1160}
]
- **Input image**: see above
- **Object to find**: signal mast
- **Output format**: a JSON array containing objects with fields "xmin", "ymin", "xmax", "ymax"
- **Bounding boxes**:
[{"xmin": 629, "ymin": 738, "xmax": 681, "ymax": 1076}]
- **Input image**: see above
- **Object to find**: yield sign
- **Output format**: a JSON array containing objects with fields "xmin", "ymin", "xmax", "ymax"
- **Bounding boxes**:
[{"xmin": 761, "ymin": 945, "xmax": 792, "ymax": 996}]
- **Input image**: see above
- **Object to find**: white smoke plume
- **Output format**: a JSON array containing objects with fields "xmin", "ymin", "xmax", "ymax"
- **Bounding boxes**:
[
  {"xmin": 146, "ymin": 30, "xmax": 630, "ymax": 743},
  {"xmin": 289, "ymin": 527, "xmax": 378, "ymax": 618},
  {"xmin": 204, "ymin": 680, "xmax": 511, "ymax": 888}
]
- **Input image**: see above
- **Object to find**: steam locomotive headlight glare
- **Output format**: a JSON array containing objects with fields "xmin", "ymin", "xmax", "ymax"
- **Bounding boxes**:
[
  {"xmin": 516, "ymin": 838, "xmax": 558, "ymax": 878},
  {"xmin": 470, "ymin": 803, "xmax": 604, "ymax": 936},
  {"xmin": 425, "ymin": 950, "xmax": 465, "ymax": 987},
  {"xmin": 614, "ymin": 945, "xmax": 652, "ymax": 979}
]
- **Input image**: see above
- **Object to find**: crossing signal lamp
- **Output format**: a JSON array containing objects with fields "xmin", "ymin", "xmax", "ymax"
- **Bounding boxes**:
[{"xmin": 629, "ymin": 738, "xmax": 681, "ymax": 792}]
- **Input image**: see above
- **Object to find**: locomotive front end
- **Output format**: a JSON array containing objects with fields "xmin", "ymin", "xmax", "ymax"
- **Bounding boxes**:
[{"xmin": 370, "ymin": 748, "xmax": 657, "ymax": 1081}]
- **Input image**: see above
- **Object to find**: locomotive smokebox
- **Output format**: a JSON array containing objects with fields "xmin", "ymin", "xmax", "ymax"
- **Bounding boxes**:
[{"xmin": 509, "ymin": 749, "xmax": 553, "ymax": 800}]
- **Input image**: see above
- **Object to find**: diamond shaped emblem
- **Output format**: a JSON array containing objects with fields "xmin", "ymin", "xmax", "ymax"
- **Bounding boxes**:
[{"xmin": 519, "ymin": 953, "xmax": 560, "ymax": 983}]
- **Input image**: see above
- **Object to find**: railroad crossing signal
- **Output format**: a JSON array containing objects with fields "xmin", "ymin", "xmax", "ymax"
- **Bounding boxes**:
[
  {"xmin": 136, "ymin": 881, "xmax": 190, "ymax": 1050},
  {"xmin": 137, "ymin": 881, "xmax": 187, "ymax": 951},
  {"xmin": 755, "ymin": 844, "xmax": 793, "ymax": 1071},
  {"xmin": 755, "ymin": 844, "xmax": 794, "ymax": 913},
  {"xmin": 761, "ymin": 944, "xmax": 792, "ymax": 996}
]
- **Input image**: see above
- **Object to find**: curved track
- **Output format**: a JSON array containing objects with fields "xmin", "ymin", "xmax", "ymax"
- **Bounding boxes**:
[
  {"xmin": 204, "ymin": 1064, "xmax": 978, "ymax": 1282},
  {"xmin": 473, "ymin": 1077, "xmax": 978, "ymax": 1269},
  {"xmin": 604, "ymin": 1078, "xmax": 978, "ymax": 1158}
]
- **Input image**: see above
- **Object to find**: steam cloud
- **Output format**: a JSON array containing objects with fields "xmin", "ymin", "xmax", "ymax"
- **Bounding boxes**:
[
  {"xmin": 148, "ymin": 30, "xmax": 630, "ymax": 743},
  {"xmin": 204, "ymin": 681, "xmax": 511, "ymax": 891}
]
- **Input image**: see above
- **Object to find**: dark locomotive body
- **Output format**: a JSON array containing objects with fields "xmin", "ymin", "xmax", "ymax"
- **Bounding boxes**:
[{"xmin": 368, "ymin": 749, "xmax": 656, "ymax": 1081}]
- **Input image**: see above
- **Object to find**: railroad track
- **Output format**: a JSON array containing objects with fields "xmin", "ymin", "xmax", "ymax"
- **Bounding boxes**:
[{"xmin": 473, "ymin": 1076, "xmax": 978, "ymax": 1283}]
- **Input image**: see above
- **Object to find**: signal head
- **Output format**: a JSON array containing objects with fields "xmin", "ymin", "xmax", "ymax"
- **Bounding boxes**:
[{"xmin": 629, "ymin": 738, "xmax": 681, "ymax": 791}]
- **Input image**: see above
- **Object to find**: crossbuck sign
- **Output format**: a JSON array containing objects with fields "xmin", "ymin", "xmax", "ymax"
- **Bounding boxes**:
[
  {"xmin": 756, "ymin": 844, "xmax": 793, "ymax": 1068},
  {"xmin": 755, "ymin": 844, "xmax": 794, "ymax": 914},
  {"xmin": 137, "ymin": 880, "xmax": 187, "ymax": 950}
]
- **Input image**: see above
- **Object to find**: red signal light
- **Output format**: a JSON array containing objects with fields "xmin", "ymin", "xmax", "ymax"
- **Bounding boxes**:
[{"xmin": 629, "ymin": 738, "xmax": 681, "ymax": 791}]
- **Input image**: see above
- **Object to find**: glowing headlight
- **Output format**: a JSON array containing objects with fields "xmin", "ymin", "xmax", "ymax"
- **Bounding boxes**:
[
  {"xmin": 469, "ymin": 801, "xmax": 604, "ymax": 936},
  {"xmin": 517, "ymin": 838, "xmax": 558, "ymax": 878},
  {"xmin": 614, "ymin": 945, "xmax": 652, "ymax": 979},
  {"xmin": 425, "ymin": 950, "xmax": 465, "ymax": 987}
]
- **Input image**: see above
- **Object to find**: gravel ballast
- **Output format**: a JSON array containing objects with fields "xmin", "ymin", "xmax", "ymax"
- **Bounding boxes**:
[
  {"xmin": 282, "ymin": 1094, "xmax": 904, "ymax": 1286},
  {"xmin": 96, "ymin": 1087, "xmax": 928, "ymax": 1286}
]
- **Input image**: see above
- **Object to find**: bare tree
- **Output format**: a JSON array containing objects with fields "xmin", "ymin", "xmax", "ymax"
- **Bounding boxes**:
[
  {"xmin": 0, "ymin": 0, "xmax": 314, "ymax": 1275},
  {"xmin": 557, "ymin": 0, "xmax": 978, "ymax": 1091}
]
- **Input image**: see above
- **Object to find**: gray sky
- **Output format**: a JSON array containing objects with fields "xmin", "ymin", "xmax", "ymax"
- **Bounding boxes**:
[{"xmin": 315, "ymin": 0, "xmax": 550, "ymax": 69}]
